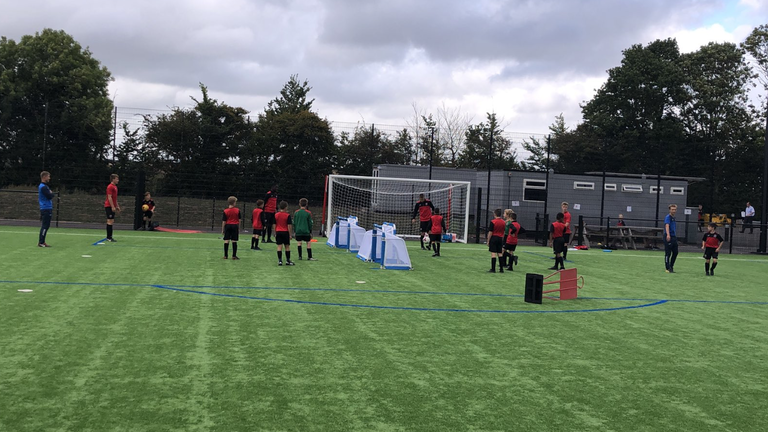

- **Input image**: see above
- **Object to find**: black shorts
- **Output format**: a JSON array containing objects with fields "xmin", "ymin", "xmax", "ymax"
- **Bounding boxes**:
[
  {"xmin": 105, "ymin": 207, "xmax": 115, "ymax": 220},
  {"xmin": 275, "ymin": 231, "xmax": 291, "ymax": 246},
  {"xmin": 143, "ymin": 210, "xmax": 153, "ymax": 219},
  {"xmin": 488, "ymin": 236, "xmax": 503, "ymax": 253},
  {"xmin": 420, "ymin": 220, "xmax": 432, "ymax": 233},
  {"xmin": 252, "ymin": 228, "xmax": 264, "ymax": 235},
  {"xmin": 429, "ymin": 233, "xmax": 441, "ymax": 242},
  {"xmin": 295, "ymin": 234, "xmax": 312, "ymax": 242},
  {"xmin": 563, "ymin": 233, "xmax": 571, "ymax": 243},
  {"xmin": 552, "ymin": 237, "xmax": 565, "ymax": 254},
  {"xmin": 504, "ymin": 243, "xmax": 517, "ymax": 252},
  {"xmin": 704, "ymin": 247, "xmax": 719, "ymax": 260},
  {"xmin": 223, "ymin": 224, "xmax": 239, "ymax": 241},
  {"xmin": 264, "ymin": 212, "xmax": 276, "ymax": 226}
]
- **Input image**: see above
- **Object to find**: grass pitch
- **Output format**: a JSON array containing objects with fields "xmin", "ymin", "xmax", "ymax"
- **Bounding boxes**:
[{"xmin": 1, "ymin": 226, "xmax": 766, "ymax": 432}]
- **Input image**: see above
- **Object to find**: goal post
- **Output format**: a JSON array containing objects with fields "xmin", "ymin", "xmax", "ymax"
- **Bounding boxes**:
[{"xmin": 325, "ymin": 175, "xmax": 471, "ymax": 243}]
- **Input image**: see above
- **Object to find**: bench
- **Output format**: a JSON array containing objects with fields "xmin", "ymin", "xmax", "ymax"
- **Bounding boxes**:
[{"xmin": 582, "ymin": 225, "xmax": 664, "ymax": 250}]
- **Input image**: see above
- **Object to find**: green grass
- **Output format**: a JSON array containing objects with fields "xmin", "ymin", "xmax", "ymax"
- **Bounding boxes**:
[{"xmin": 1, "ymin": 226, "xmax": 766, "ymax": 432}]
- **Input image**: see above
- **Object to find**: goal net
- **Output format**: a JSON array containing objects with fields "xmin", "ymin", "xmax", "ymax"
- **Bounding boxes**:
[{"xmin": 325, "ymin": 175, "xmax": 471, "ymax": 243}]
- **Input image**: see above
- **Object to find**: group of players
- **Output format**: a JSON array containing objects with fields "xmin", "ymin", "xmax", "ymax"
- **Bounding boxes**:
[
  {"xmin": 221, "ymin": 188, "xmax": 316, "ymax": 266},
  {"xmin": 37, "ymin": 172, "xmax": 725, "ymax": 276}
]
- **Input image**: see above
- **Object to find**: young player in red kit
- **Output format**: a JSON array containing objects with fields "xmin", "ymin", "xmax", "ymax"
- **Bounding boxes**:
[
  {"xmin": 273, "ymin": 200, "xmax": 295, "ymax": 266},
  {"xmin": 503, "ymin": 209, "xmax": 521, "ymax": 271},
  {"xmin": 263, "ymin": 185, "xmax": 278, "ymax": 243},
  {"xmin": 104, "ymin": 174, "xmax": 120, "ymax": 242},
  {"xmin": 221, "ymin": 196, "xmax": 241, "ymax": 260},
  {"xmin": 701, "ymin": 222, "xmax": 724, "ymax": 276},
  {"xmin": 251, "ymin": 199, "xmax": 264, "ymax": 250},
  {"xmin": 429, "ymin": 207, "xmax": 447, "ymax": 257},
  {"xmin": 561, "ymin": 202, "xmax": 572, "ymax": 260},
  {"xmin": 487, "ymin": 209, "xmax": 506, "ymax": 273},
  {"xmin": 549, "ymin": 212, "xmax": 566, "ymax": 271},
  {"xmin": 412, "ymin": 193, "xmax": 435, "ymax": 250}
]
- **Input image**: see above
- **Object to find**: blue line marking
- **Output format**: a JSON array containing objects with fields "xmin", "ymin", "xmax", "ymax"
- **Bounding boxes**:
[
  {"xmin": 150, "ymin": 284, "xmax": 669, "ymax": 313},
  {"xmin": 2, "ymin": 280, "xmax": 766, "ymax": 311},
  {"xmin": 92, "ymin": 238, "xmax": 108, "ymax": 245}
]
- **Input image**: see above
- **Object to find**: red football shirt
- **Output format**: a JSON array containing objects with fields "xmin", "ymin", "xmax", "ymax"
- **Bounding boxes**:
[
  {"xmin": 430, "ymin": 215, "xmax": 445, "ymax": 234},
  {"xmin": 274, "ymin": 211, "xmax": 292, "ymax": 232},
  {"xmin": 489, "ymin": 218, "xmax": 506, "ymax": 238},
  {"xmin": 506, "ymin": 221, "xmax": 521, "ymax": 245},
  {"xmin": 550, "ymin": 221, "xmax": 566, "ymax": 238},
  {"xmin": 104, "ymin": 183, "xmax": 118, "ymax": 208},
  {"xmin": 252, "ymin": 208, "xmax": 264, "ymax": 229},
  {"xmin": 264, "ymin": 191, "xmax": 278, "ymax": 213},
  {"xmin": 563, "ymin": 211, "xmax": 572, "ymax": 234},
  {"xmin": 703, "ymin": 232, "xmax": 723, "ymax": 249},
  {"xmin": 222, "ymin": 207, "xmax": 241, "ymax": 225},
  {"xmin": 414, "ymin": 200, "xmax": 434, "ymax": 222}
]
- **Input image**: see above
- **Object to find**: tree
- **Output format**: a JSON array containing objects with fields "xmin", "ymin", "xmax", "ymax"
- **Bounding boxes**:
[
  {"xmin": 335, "ymin": 125, "xmax": 411, "ymax": 176},
  {"xmin": 520, "ymin": 114, "xmax": 567, "ymax": 171},
  {"xmin": 436, "ymin": 103, "xmax": 472, "ymax": 167},
  {"xmin": 581, "ymin": 38, "xmax": 687, "ymax": 174},
  {"xmin": 0, "ymin": 29, "xmax": 113, "ymax": 187},
  {"xmin": 458, "ymin": 113, "xmax": 518, "ymax": 170},
  {"xmin": 253, "ymin": 76, "xmax": 335, "ymax": 195},
  {"xmin": 680, "ymin": 42, "xmax": 759, "ymax": 211},
  {"xmin": 142, "ymin": 84, "xmax": 254, "ymax": 195},
  {"xmin": 742, "ymin": 24, "xmax": 768, "ymax": 94}
]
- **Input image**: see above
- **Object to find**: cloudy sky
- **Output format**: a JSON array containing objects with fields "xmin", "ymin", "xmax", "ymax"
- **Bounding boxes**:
[{"xmin": 1, "ymin": 0, "xmax": 766, "ymax": 135}]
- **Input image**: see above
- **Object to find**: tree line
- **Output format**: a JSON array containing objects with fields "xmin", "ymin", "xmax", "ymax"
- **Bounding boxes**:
[{"xmin": 2, "ymin": 27, "xmax": 767, "ymax": 213}]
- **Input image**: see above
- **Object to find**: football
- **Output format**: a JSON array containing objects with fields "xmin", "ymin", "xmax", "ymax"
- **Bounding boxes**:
[{"xmin": 142, "ymin": 204, "xmax": 150, "ymax": 211}]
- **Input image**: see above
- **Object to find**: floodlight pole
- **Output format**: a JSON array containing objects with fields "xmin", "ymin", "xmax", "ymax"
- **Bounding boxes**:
[
  {"xmin": 485, "ymin": 126, "xmax": 493, "ymax": 230},
  {"xmin": 760, "ymin": 107, "xmax": 768, "ymax": 253},
  {"xmin": 429, "ymin": 126, "xmax": 434, "ymax": 180}
]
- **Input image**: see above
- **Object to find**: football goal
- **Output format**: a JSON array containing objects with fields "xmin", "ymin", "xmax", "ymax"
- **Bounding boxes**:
[{"xmin": 324, "ymin": 175, "xmax": 471, "ymax": 243}]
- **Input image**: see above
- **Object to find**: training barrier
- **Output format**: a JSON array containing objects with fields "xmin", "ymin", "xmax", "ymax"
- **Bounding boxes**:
[
  {"xmin": 330, "ymin": 219, "xmax": 411, "ymax": 270},
  {"xmin": 524, "ymin": 268, "xmax": 584, "ymax": 304},
  {"xmin": 327, "ymin": 216, "xmax": 367, "ymax": 252}
]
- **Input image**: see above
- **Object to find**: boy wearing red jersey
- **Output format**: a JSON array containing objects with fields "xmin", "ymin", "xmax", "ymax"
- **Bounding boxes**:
[
  {"xmin": 104, "ymin": 174, "xmax": 120, "ymax": 242},
  {"xmin": 263, "ymin": 185, "xmax": 278, "ymax": 243},
  {"xmin": 429, "ymin": 208, "xmax": 447, "ymax": 257},
  {"xmin": 503, "ymin": 209, "xmax": 521, "ymax": 271},
  {"xmin": 549, "ymin": 212, "xmax": 566, "ymax": 271},
  {"xmin": 561, "ymin": 202, "xmax": 572, "ymax": 260},
  {"xmin": 273, "ymin": 200, "xmax": 295, "ymax": 266},
  {"xmin": 251, "ymin": 199, "xmax": 265, "ymax": 250},
  {"xmin": 487, "ymin": 208, "xmax": 506, "ymax": 273},
  {"xmin": 412, "ymin": 194, "xmax": 435, "ymax": 250},
  {"xmin": 701, "ymin": 222, "xmax": 724, "ymax": 276},
  {"xmin": 221, "ymin": 196, "xmax": 241, "ymax": 260}
]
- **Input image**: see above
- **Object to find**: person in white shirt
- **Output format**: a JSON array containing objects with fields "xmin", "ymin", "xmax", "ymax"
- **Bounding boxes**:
[{"xmin": 741, "ymin": 202, "xmax": 755, "ymax": 234}]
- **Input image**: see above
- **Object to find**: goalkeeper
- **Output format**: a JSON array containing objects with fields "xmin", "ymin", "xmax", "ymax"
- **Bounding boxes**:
[{"xmin": 411, "ymin": 193, "xmax": 435, "ymax": 250}]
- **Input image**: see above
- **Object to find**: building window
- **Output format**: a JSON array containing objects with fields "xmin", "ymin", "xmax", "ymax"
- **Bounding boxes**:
[
  {"xmin": 523, "ymin": 179, "xmax": 547, "ymax": 202},
  {"xmin": 650, "ymin": 186, "xmax": 664, "ymax": 194},
  {"xmin": 573, "ymin": 181, "xmax": 595, "ymax": 190},
  {"xmin": 622, "ymin": 184, "xmax": 643, "ymax": 193},
  {"xmin": 604, "ymin": 183, "xmax": 617, "ymax": 191},
  {"xmin": 670, "ymin": 187, "xmax": 685, "ymax": 195}
]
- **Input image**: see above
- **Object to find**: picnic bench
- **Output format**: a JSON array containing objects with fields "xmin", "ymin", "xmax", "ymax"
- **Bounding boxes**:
[{"xmin": 581, "ymin": 225, "xmax": 664, "ymax": 250}]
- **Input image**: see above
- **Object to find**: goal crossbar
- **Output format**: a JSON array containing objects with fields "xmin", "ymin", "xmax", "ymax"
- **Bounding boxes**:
[{"xmin": 325, "ymin": 174, "xmax": 471, "ymax": 243}]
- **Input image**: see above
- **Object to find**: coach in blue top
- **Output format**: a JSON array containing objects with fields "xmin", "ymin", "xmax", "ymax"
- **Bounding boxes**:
[
  {"xmin": 664, "ymin": 204, "xmax": 678, "ymax": 273},
  {"xmin": 38, "ymin": 171, "xmax": 54, "ymax": 247}
]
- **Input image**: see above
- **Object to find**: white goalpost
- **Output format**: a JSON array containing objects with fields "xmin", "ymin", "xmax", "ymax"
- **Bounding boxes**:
[{"xmin": 325, "ymin": 175, "xmax": 471, "ymax": 243}]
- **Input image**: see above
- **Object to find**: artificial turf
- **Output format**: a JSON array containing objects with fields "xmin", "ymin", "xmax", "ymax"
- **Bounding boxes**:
[{"xmin": 1, "ymin": 226, "xmax": 766, "ymax": 431}]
